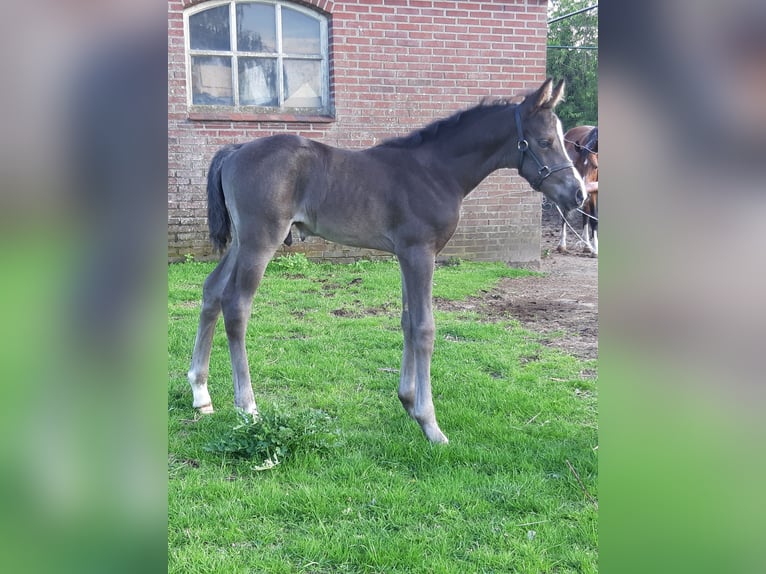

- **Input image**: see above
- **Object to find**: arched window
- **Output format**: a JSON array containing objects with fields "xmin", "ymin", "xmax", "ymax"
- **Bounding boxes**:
[{"xmin": 185, "ymin": 1, "xmax": 330, "ymax": 114}]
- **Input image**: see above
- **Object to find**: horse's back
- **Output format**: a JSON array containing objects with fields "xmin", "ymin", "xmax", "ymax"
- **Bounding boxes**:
[
  {"xmin": 228, "ymin": 133, "xmax": 325, "ymax": 166},
  {"xmin": 215, "ymin": 133, "xmax": 464, "ymax": 253},
  {"xmin": 222, "ymin": 134, "xmax": 330, "ymax": 192}
]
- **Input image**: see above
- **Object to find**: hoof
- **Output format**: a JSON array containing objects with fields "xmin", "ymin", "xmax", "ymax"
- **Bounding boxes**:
[
  {"xmin": 428, "ymin": 431, "xmax": 449, "ymax": 444},
  {"xmin": 423, "ymin": 425, "xmax": 449, "ymax": 444},
  {"xmin": 197, "ymin": 404, "xmax": 214, "ymax": 414},
  {"xmin": 237, "ymin": 403, "xmax": 259, "ymax": 417},
  {"xmin": 556, "ymin": 245, "xmax": 567, "ymax": 253}
]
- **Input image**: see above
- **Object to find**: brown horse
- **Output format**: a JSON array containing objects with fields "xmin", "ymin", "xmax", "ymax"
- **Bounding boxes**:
[
  {"xmin": 187, "ymin": 79, "xmax": 585, "ymax": 443},
  {"xmin": 559, "ymin": 125, "xmax": 598, "ymax": 255}
]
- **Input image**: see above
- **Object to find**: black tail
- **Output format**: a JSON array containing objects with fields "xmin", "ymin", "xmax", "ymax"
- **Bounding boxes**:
[{"xmin": 207, "ymin": 144, "xmax": 243, "ymax": 252}]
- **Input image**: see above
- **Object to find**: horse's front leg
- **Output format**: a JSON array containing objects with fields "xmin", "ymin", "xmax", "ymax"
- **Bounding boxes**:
[
  {"xmin": 581, "ymin": 212, "xmax": 598, "ymax": 256},
  {"xmin": 398, "ymin": 268, "xmax": 416, "ymax": 418},
  {"xmin": 582, "ymin": 219, "xmax": 594, "ymax": 253},
  {"xmin": 557, "ymin": 219, "xmax": 568, "ymax": 253},
  {"xmin": 397, "ymin": 248, "xmax": 448, "ymax": 444}
]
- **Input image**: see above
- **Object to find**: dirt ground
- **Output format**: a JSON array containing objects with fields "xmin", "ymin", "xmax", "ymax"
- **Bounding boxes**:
[{"xmin": 437, "ymin": 205, "xmax": 598, "ymax": 361}]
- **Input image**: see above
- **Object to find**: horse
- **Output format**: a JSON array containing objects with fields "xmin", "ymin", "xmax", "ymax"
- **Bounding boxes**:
[
  {"xmin": 559, "ymin": 125, "xmax": 598, "ymax": 255},
  {"xmin": 187, "ymin": 78, "xmax": 585, "ymax": 444}
]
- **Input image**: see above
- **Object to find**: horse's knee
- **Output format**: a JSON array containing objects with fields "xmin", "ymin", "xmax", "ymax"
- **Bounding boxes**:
[
  {"xmin": 411, "ymin": 319, "xmax": 434, "ymax": 340},
  {"xmin": 411, "ymin": 324, "xmax": 435, "ymax": 353}
]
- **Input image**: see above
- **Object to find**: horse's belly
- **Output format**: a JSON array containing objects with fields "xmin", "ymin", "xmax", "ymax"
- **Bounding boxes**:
[
  {"xmin": 317, "ymin": 225, "xmax": 395, "ymax": 253},
  {"xmin": 292, "ymin": 217, "xmax": 395, "ymax": 254}
]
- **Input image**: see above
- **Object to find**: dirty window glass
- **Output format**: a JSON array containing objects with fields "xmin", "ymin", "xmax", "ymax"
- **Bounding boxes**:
[{"xmin": 186, "ymin": 1, "xmax": 328, "ymax": 113}]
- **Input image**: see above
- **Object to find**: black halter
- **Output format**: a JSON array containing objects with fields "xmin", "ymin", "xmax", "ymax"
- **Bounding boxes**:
[{"xmin": 515, "ymin": 106, "xmax": 574, "ymax": 191}]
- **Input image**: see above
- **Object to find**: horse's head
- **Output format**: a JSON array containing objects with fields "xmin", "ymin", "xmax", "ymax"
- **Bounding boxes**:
[
  {"xmin": 515, "ymin": 79, "xmax": 586, "ymax": 212},
  {"xmin": 575, "ymin": 126, "xmax": 599, "ymax": 184}
]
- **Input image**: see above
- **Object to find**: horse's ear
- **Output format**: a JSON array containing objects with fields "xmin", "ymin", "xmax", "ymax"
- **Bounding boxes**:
[
  {"xmin": 531, "ymin": 78, "xmax": 554, "ymax": 110},
  {"xmin": 547, "ymin": 79, "xmax": 566, "ymax": 109}
]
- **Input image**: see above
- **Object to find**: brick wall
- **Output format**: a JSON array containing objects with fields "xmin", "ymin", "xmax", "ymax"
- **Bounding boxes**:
[{"xmin": 168, "ymin": 0, "xmax": 549, "ymax": 264}]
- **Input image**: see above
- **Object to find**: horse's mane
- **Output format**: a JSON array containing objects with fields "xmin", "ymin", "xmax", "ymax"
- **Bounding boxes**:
[
  {"xmin": 583, "ymin": 126, "xmax": 598, "ymax": 154},
  {"xmin": 376, "ymin": 96, "xmax": 523, "ymax": 150}
]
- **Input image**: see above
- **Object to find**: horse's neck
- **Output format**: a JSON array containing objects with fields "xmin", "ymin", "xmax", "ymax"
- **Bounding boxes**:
[
  {"xmin": 442, "ymin": 119, "xmax": 516, "ymax": 195},
  {"xmin": 431, "ymin": 111, "xmax": 516, "ymax": 195},
  {"xmin": 442, "ymin": 148, "xmax": 509, "ymax": 195}
]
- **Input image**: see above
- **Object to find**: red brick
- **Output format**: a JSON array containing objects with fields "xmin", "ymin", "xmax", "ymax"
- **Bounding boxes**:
[{"xmin": 169, "ymin": 0, "xmax": 547, "ymax": 265}]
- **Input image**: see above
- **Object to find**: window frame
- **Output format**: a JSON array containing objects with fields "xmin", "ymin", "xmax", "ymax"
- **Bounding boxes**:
[{"xmin": 184, "ymin": 0, "xmax": 332, "ymax": 120}]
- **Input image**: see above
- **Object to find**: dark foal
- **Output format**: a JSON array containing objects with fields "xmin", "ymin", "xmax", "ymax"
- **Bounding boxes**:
[{"xmin": 188, "ymin": 79, "xmax": 585, "ymax": 443}]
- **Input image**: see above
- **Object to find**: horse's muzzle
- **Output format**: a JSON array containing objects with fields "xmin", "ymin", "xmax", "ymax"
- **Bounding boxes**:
[{"xmin": 559, "ymin": 184, "xmax": 586, "ymax": 213}]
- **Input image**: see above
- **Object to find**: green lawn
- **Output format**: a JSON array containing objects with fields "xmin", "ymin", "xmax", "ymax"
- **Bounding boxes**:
[{"xmin": 168, "ymin": 256, "xmax": 597, "ymax": 573}]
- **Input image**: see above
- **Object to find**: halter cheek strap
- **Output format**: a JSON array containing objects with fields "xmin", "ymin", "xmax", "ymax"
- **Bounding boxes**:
[{"xmin": 515, "ymin": 106, "xmax": 573, "ymax": 191}]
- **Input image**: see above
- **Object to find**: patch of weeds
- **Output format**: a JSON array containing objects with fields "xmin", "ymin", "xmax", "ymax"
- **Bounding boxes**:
[
  {"xmin": 439, "ymin": 256, "xmax": 463, "ymax": 267},
  {"xmin": 268, "ymin": 253, "xmax": 311, "ymax": 274},
  {"xmin": 350, "ymin": 258, "xmax": 373, "ymax": 271},
  {"xmin": 204, "ymin": 407, "xmax": 338, "ymax": 470}
]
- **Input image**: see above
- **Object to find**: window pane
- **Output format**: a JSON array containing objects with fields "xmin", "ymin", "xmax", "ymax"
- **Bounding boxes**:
[
  {"xmin": 283, "ymin": 59, "xmax": 322, "ymax": 108},
  {"xmin": 189, "ymin": 6, "xmax": 230, "ymax": 51},
  {"xmin": 191, "ymin": 56, "xmax": 233, "ymax": 105},
  {"xmin": 236, "ymin": 3, "xmax": 276, "ymax": 53},
  {"xmin": 239, "ymin": 58, "xmax": 278, "ymax": 106},
  {"xmin": 282, "ymin": 8, "xmax": 321, "ymax": 55}
]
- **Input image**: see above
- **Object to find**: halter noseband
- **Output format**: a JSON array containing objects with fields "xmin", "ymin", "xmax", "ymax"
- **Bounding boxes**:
[{"xmin": 515, "ymin": 106, "xmax": 573, "ymax": 191}]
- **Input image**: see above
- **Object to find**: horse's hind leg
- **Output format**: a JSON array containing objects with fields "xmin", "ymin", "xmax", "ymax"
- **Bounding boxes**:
[
  {"xmin": 220, "ymin": 243, "xmax": 279, "ymax": 415},
  {"xmin": 188, "ymin": 249, "xmax": 235, "ymax": 413}
]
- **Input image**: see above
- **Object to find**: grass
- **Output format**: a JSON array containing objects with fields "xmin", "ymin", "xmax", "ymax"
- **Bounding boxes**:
[{"xmin": 168, "ymin": 256, "xmax": 598, "ymax": 573}]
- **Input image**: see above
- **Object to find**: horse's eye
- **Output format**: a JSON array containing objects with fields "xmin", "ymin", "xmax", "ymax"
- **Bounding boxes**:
[{"xmin": 538, "ymin": 140, "xmax": 552, "ymax": 148}]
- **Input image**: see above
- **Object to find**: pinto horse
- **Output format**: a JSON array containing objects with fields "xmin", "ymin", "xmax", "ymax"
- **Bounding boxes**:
[
  {"xmin": 188, "ymin": 79, "xmax": 585, "ymax": 443},
  {"xmin": 559, "ymin": 125, "xmax": 598, "ymax": 255}
]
